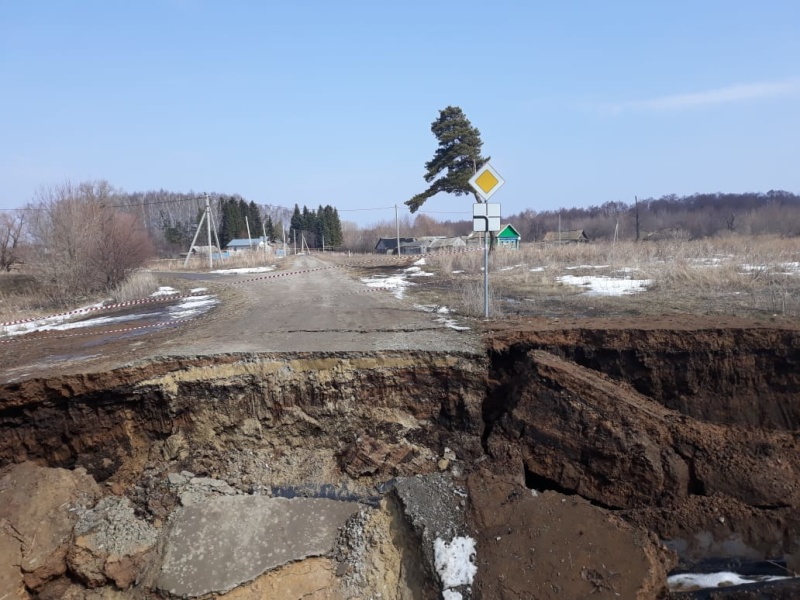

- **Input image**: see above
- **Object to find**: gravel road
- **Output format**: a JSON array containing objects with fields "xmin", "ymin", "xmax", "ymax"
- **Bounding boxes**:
[{"xmin": 0, "ymin": 254, "xmax": 481, "ymax": 381}]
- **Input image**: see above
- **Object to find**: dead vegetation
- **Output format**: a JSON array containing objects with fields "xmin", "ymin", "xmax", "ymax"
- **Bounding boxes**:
[
  {"xmin": 419, "ymin": 236, "xmax": 800, "ymax": 320},
  {"xmin": 148, "ymin": 249, "xmax": 279, "ymax": 273}
]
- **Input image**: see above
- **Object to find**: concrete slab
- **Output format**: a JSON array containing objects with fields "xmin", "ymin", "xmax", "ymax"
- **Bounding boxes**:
[{"xmin": 157, "ymin": 495, "xmax": 360, "ymax": 597}]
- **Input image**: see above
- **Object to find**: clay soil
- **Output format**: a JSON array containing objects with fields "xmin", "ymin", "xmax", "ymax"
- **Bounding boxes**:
[{"xmin": 1, "ymin": 254, "xmax": 799, "ymax": 598}]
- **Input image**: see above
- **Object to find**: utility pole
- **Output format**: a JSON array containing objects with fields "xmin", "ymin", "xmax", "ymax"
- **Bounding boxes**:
[
  {"xmin": 183, "ymin": 205, "xmax": 206, "ymax": 269},
  {"xmin": 246, "ymin": 216, "xmax": 252, "ymax": 248},
  {"xmin": 208, "ymin": 199, "xmax": 225, "ymax": 265},
  {"xmin": 395, "ymin": 204, "xmax": 400, "ymax": 257},
  {"xmin": 205, "ymin": 193, "xmax": 213, "ymax": 270},
  {"xmin": 293, "ymin": 230, "xmax": 297, "ymax": 255},
  {"xmin": 635, "ymin": 196, "xmax": 640, "ymax": 241},
  {"xmin": 262, "ymin": 222, "xmax": 269, "ymax": 261}
]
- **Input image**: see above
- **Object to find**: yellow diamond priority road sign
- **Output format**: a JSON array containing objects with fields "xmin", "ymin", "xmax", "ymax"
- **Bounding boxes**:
[{"xmin": 468, "ymin": 162, "xmax": 505, "ymax": 200}]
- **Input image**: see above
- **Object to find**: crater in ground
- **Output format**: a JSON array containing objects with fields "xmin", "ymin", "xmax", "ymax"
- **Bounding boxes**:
[{"xmin": 1, "ymin": 324, "xmax": 799, "ymax": 598}]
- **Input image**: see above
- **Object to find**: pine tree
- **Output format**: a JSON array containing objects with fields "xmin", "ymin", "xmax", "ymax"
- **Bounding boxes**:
[
  {"xmin": 289, "ymin": 204, "xmax": 303, "ymax": 240},
  {"xmin": 247, "ymin": 201, "xmax": 263, "ymax": 240},
  {"xmin": 330, "ymin": 207, "xmax": 343, "ymax": 247},
  {"xmin": 406, "ymin": 106, "xmax": 489, "ymax": 213},
  {"xmin": 219, "ymin": 197, "xmax": 244, "ymax": 247}
]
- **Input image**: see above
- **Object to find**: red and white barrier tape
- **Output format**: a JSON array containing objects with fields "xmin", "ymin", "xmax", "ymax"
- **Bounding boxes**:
[
  {"xmin": 0, "ymin": 317, "xmax": 195, "ymax": 345},
  {"xmin": 0, "ymin": 292, "xmax": 210, "ymax": 329}
]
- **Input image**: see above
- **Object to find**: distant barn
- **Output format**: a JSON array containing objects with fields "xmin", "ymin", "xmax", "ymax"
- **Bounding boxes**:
[
  {"xmin": 542, "ymin": 229, "xmax": 589, "ymax": 244},
  {"xmin": 375, "ymin": 237, "xmax": 415, "ymax": 254}
]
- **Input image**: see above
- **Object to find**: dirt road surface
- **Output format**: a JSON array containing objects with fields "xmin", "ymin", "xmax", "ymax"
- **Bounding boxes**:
[{"xmin": 0, "ymin": 254, "xmax": 480, "ymax": 382}]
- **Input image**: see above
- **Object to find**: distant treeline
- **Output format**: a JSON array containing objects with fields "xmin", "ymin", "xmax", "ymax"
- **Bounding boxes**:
[
  {"xmin": 510, "ymin": 190, "xmax": 800, "ymax": 241},
  {"xmin": 386, "ymin": 191, "xmax": 800, "ymax": 245},
  {"xmin": 110, "ymin": 190, "xmax": 294, "ymax": 255}
]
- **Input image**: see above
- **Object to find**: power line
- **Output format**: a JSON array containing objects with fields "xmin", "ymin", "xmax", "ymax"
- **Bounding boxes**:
[{"xmin": 337, "ymin": 206, "xmax": 395, "ymax": 212}]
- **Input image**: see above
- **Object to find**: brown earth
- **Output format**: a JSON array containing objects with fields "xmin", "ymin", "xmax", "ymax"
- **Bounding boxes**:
[{"xmin": 0, "ymin": 254, "xmax": 799, "ymax": 598}]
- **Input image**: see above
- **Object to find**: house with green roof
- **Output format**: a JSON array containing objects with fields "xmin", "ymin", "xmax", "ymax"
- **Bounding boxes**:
[{"xmin": 496, "ymin": 224, "xmax": 521, "ymax": 249}]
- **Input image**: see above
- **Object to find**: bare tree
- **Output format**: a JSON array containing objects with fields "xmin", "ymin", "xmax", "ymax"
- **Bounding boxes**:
[
  {"xmin": 26, "ymin": 181, "xmax": 155, "ymax": 299},
  {"xmin": 0, "ymin": 211, "xmax": 25, "ymax": 271}
]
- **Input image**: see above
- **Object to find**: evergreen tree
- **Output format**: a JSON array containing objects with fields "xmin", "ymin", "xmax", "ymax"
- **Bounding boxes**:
[
  {"xmin": 330, "ymin": 207, "xmax": 343, "ymax": 247},
  {"xmin": 406, "ymin": 106, "xmax": 489, "ymax": 213},
  {"xmin": 219, "ymin": 197, "xmax": 245, "ymax": 247},
  {"xmin": 265, "ymin": 215, "xmax": 276, "ymax": 241},
  {"xmin": 247, "ymin": 201, "xmax": 263, "ymax": 239},
  {"xmin": 289, "ymin": 204, "xmax": 302, "ymax": 238}
]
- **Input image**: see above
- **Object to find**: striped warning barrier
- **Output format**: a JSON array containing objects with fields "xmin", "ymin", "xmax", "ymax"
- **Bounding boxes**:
[
  {"xmin": 0, "ymin": 292, "xmax": 210, "ymax": 329},
  {"xmin": 0, "ymin": 317, "xmax": 195, "ymax": 345}
]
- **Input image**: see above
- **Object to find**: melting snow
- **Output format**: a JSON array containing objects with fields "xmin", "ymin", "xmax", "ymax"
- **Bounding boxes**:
[
  {"xmin": 435, "ymin": 536, "xmax": 477, "ymax": 593},
  {"xmin": 414, "ymin": 304, "xmax": 451, "ymax": 314},
  {"xmin": 529, "ymin": 267, "xmax": 545, "ymax": 272},
  {"xmin": 499, "ymin": 264, "xmax": 525, "ymax": 272},
  {"xmin": 210, "ymin": 266, "xmax": 276, "ymax": 274},
  {"xmin": 435, "ymin": 317, "xmax": 470, "ymax": 331},
  {"xmin": 2, "ymin": 293, "xmax": 218, "ymax": 337},
  {"xmin": 668, "ymin": 571, "xmax": 794, "ymax": 592},
  {"xmin": 413, "ymin": 258, "xmax": 427, "ymax": 266},
  {"xmin": 168, "ymin": 295, "xmax": 219, "ymax": 319},
  {"xmin": 404, "ymin": 266, "xmax": 435, "ymax": 277},
  {"xmin": 151, "ymin": 287, "xmax": 180, "ymax": 296},
  {"xmin": 361, "ymin": 275, "xmax": 414, "ymax": 299},
  {"xmin": 565, "ymin": 264, "xmax": 609, "ymax": 270},
  {"xmin": 557, "ymin": 275, "xmax": 651, "ymax": 296}
]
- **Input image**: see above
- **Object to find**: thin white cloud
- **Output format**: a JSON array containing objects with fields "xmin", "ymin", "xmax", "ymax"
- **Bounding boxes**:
[{"xmin": 608, "ymin": 78, "xmax": 800, "ymax": 114}]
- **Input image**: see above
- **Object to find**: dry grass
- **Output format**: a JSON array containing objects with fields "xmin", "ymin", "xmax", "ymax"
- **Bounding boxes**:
[
  {"xmin": 420, "ymin": 236, "xmax": 800, "ymax": 319},
  {"xmin": 110, "ymin": 270, "xmax": 160, "ymax": 302},
  {"xmin": 149, "ymin": 250, "xmax": 278, "ymax": 272}
]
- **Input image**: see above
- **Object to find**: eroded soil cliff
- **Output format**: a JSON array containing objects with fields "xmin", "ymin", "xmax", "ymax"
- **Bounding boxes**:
[{"xmin": 1, "ymin": 321, "xmax": 799, "ymax": 598}]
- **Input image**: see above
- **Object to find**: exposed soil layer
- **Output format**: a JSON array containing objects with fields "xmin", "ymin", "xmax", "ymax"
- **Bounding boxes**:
[{"xmin": 1, "ymin": 321, "xmax": 799, "ymax": 597}]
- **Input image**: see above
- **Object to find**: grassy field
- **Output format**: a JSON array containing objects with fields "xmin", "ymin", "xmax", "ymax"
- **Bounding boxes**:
[
  {"xmin": 4, "ymin": 236, "xmax": 800, "ymax": 324},
  {"xmin": 415, "ymin": 236, "xmax": 800, "ymax": 320}
]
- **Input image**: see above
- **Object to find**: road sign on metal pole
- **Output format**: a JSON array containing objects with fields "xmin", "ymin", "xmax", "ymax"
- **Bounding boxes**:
[{"xmin": 469, "ymin": 162, "xmax": 505, "ymax": 318}]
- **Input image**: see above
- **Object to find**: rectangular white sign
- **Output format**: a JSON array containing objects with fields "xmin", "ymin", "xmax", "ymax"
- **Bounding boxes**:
[{"xmin": 473, "ymin": 203, "xmax": 502, "ymax": 232}]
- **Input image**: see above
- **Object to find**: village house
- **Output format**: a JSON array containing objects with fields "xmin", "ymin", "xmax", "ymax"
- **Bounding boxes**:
[
  {"xmin": 542, "ymin": 229, "xmax": 589, "ymax": 244},
  {"xmin": 496, "ymin": 224, "xmax": 522, "ymax": 249},
  {"xmin": 225, "ymin": 237, "xmax": 268, "ymax": 252}
]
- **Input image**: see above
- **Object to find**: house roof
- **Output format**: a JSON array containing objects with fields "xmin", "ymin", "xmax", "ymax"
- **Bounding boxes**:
[
  {"xmin": 542, "ymin": 229, "xmax": 588, "ymax": 242},
  {"xmin": 191, "ymin": 245, "xmax": 220, "ymax": 253},
  {"xmin": 427, "ymin": 237, "xmax": 465, "ymax": 248},
  {"xmin": 226, "ymin": 237, "xmax": 265, "ymax": 248},
  {"xmin": 375, "ymin": 237, "xmax": 415, "ymax": 250},
  {"xmin": 497, "ymin": 224, "xmax": 521, "ymax": 239}
]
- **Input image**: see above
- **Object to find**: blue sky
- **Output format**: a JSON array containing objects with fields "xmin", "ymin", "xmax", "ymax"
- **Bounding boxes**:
[{"xmin": 1, "ymin": 1, "xmax": 798, "ymax": 225}]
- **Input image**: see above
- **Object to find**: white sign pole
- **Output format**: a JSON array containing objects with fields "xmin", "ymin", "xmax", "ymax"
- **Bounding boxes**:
[
  {"xmin": 484, "ymin": 230, "xmax": 489, "ymax": 317},
  {"xmin": 469, "ymin": 163, "xmax": 505, "ymax": 319}
]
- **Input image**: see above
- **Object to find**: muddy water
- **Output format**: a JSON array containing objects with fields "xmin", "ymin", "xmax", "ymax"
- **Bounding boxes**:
[{"xmin": 1, "ymin": 326, "xmax": 799, "ymax": 596}]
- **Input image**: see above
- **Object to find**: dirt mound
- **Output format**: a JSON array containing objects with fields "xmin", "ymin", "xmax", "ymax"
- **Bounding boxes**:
[{"xmin": 467, "ymin": 470, "xmax": 674, "ymax": 599}]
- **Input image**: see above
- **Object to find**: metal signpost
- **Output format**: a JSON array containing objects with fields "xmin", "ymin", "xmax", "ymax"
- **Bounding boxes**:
[{"xmin": 468, "ymin": 163, "xmax": 505, "ymax": 318}]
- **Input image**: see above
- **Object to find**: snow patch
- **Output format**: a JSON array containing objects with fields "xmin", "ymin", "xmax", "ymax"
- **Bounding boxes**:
[
  {"xmin": 557, "ymin": 275, "xmax": 651, "ymax": 296},
  {"xmin": 566, "ymin": 264, "xmax": 609, "ymax": 270},
  {"xmin": 435, "ymin": 317, "xmax": 470, "ymax": 331},
  {"xmin": 151, "ymin": 287, "xmax": 179, "ymax": 296},
  {"xmin": 668, "ymin": 571, "xmax": 794, "ymax": 592},
  {"xmin": 361, "ymin": 275, "xmax": 414, "ymax": 299},
  {"xmin": 168, "ymin": 295, "xmax": 219, "ymax": 319},
  {"xmin": 210, "ymin": 265, "xmax": 276, "ymax": 274},
  {"xmin": 435, "ymin": 536, "xmax": 477, "ymax": 591}
]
